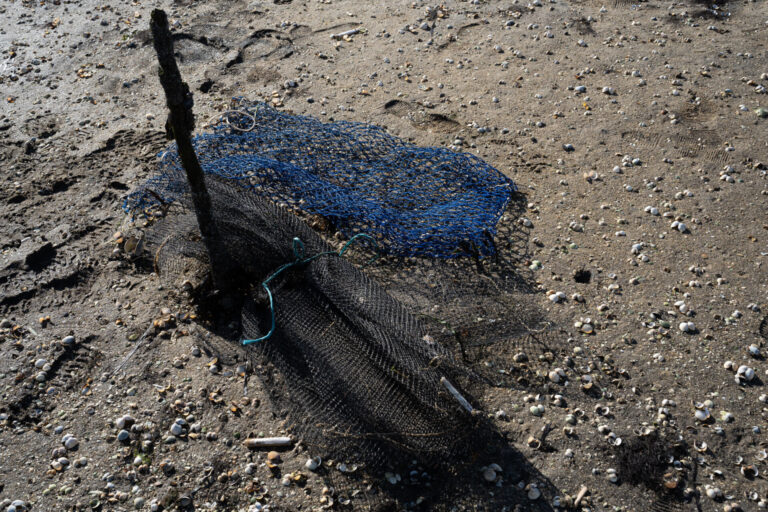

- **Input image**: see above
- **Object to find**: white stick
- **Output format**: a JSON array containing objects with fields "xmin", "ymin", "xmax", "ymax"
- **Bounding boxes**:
[
  {"xmin": 574, "ymin": 485, "xmax": 588, "ymax": 507},
  {"xmin": 330, "ymin": 28, "xmax": 360, "ymax": 40},
  {"xmin": 243, "ymin": 436, "xmax": 293, "ymax": 449},
  {"xmin": 440, "ymin": 377, "xmax": 474, "ymax": 413}
]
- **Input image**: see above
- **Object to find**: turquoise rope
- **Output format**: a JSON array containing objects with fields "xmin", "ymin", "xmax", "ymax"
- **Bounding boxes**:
[{"xmin": 242, "ymin": 233, "xmax": 376, "ymax": 346}]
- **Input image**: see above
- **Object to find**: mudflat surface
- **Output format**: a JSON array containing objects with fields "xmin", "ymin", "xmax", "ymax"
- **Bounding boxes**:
[{"xmin": 1, "ymin": 0, "xmax": 768, "ymax": 510}]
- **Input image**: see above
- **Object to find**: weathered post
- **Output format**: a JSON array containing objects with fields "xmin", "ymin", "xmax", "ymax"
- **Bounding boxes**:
[{"xmin": 149, "ymin": 9, "xmax": 233, "ymax": 293}]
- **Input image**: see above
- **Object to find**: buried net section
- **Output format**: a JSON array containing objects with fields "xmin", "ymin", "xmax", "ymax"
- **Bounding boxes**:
[{"xmin": 124, "ymin": 100, "xmax": 516, "ymax": 258}]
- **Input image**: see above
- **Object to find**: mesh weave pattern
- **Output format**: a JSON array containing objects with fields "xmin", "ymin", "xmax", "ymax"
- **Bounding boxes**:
[
  {"xmin": 124, "ymin": 100, "xmax": 515, "ymax": 258},
  {"xmin": 146, "ymin": 179, "xmax": 482, "ymax": 473}
]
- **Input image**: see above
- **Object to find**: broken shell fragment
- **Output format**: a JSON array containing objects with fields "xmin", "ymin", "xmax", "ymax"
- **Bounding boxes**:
[{"xmin": 527, "ymin": 436, "xmax": 542, "ymax": 450}]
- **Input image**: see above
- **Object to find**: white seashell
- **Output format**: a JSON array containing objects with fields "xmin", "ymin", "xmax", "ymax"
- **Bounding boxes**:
[
  {"xmin": 741, "ymin": 464, "xmax": 758, "ymax": 478},
  {"xmin": 736, "ymin": 365, "xmax": 755, "ymax": 383},
  {"xmin": 694, "ymin": 408, "xmax": 711, "ymax": 422},
  {"xmin": 482, "ymin": 467, "xmax": 497, "ymax": 482},
  {"xmin": 305, "ymin": 456, "xmax": 322, "ymax": 471},
  {"xmin": 527, "ymin": 485, "xmax": 542, "ymax": 500},
  {"xmin": 749, "ymin": 345, "xmax": 761, "ymax": 357},
  {"xmin": 705, "ymin": 486, "xmax": 722, "ymax": 499}
]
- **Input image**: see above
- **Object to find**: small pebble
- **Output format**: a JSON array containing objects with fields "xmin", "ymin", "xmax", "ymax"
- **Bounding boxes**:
[{"xmin": 62, "ymin": 435, "xmax": 79, "ymax": 450}]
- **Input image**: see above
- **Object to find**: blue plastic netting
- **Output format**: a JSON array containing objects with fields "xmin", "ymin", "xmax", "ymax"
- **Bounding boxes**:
[{"xmin": 123, "ymin": 101, "xmax": 515, "ymax": 258}]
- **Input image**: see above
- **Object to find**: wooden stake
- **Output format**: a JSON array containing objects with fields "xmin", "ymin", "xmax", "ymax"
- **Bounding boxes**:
[{"xmin": 149, "ymin": 9, "xmax": 233, "ymax": 293}]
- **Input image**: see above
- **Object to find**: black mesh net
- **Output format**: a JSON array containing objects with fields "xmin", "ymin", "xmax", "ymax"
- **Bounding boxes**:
[{"xmin": 130, "ymin": 164, "xmax": 562, "ymax": 510}]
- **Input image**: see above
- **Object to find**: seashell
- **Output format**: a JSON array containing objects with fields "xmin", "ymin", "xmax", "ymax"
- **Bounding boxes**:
[
  {"xmin": 724, "ymin": 361, "xmax": 734, "ymax": 370},
  {"xmin": 741, "ymin": 465, "xmax": 758, "ymax": 478},
  {"xmin": 527, "ymin": 484, "xmax": 541, "ymax": 500},
  {"xmin": 705, "ymin": 486, "xmax": 723, "ymax": 500},
  {"xmin": 527, "ymin": 436, "xmax": 542, "ymax": 450},
  {"xmin": 757, "ymin": 449, "xmax": 768, "ymax": 461},
  {"xmin": 482, "ymin": 467, "xmax": 497, "ymax": 482},
  {"xmin": 513, "ymin": 352, "xmax": 528, "ymax": 363},
  {"xmin": 663, "ymin": 472, "xmax": 678, "ymax": 489},
  {"xmin": 595, "ymin": 405, "xmax": 609, "ymax": 416},
  {"xmin": 488, "ymin": 463, "xmax": 503, "ymax": 473},
  {"xmin": 337, "ymin": 463, "xmax": 357, "ymax": 473},
  {"xmin": 736, "ymin": 365, "xmax": 755, "ymax": 383},
  {"xmin": 563, "ymin": 426, "xmax": 574, "ymax": 436},
  {"xmin": 694, "ymin": 408, "xmax": 711, "ymax": 422},
  {"xmin": 694, "ymin": 440, "xmax": 708, "ymax": 453},
  {"xmin": 305, "ymin": 456, "xmax": 322, "ymax": 471}
]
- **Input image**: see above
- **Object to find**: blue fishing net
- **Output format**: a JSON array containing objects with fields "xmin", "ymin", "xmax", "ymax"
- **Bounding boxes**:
[{"xmin": 123, "ymin": 100, "xmax": 515, "ymax": 258}]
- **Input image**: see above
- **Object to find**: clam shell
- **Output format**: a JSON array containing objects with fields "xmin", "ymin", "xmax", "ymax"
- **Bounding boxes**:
[
  {"xmin": 694, "ymin": 408, "xmax": 711, "ymax": 421},
  {"xmin": 527, "ymin": 436, "xmax": 542, "ymax": 450},
  {"xmin": 741, "ymin": 465, "xmax": 758, "ymax": 478}
]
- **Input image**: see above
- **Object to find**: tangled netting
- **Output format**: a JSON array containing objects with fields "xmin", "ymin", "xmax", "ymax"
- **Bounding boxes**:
[
  {"xmin": 123, "ymin": 99, "xmax": 515, "ymax": 258},
  {"xmin": 124, "ymin": 102, "xmax": 567, "ymax": 509},
  {"xmin": 143, "ymin": 180, "xmax": 484, "ymax": 468},
  {"xmin": 132, "ymin": 177, "xmax": 563, "ymax": 510}
]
